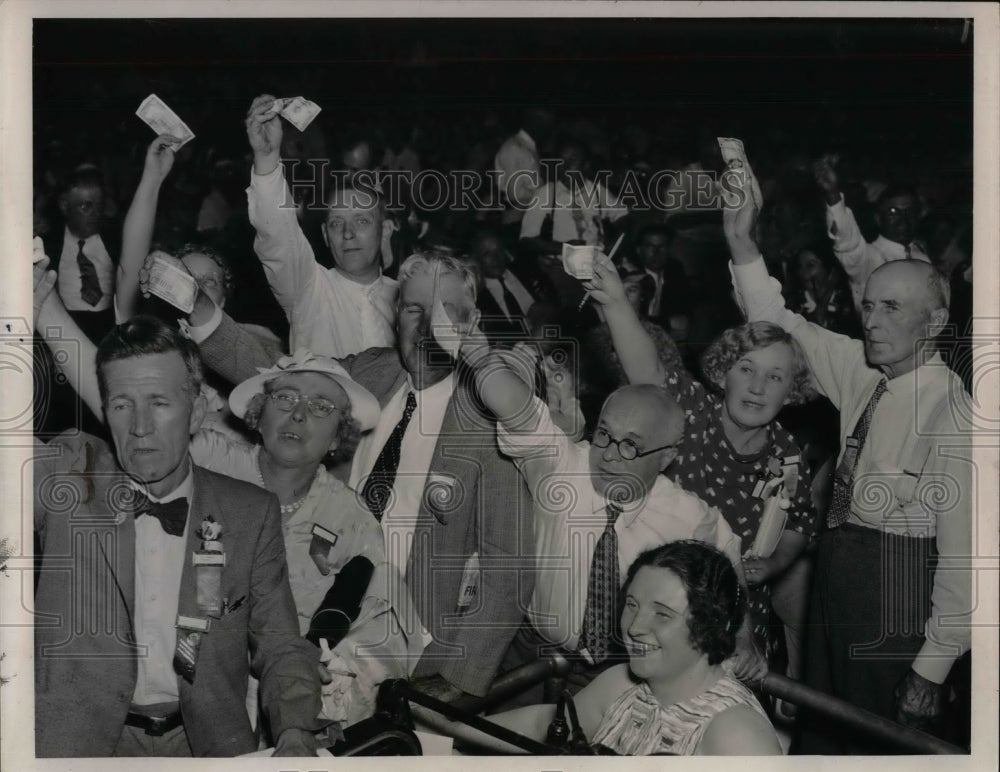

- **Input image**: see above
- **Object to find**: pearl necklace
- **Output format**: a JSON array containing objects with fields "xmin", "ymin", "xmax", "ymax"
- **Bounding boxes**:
[{"xmin": 256, "ymin": 453, "xmax": 314, "ymax": 515}]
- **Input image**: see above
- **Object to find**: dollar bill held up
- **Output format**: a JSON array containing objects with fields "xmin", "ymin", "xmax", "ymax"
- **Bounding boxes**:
[
  {"xmin": 431, "ymin": 297, "xmax": 462, "ymax": 359},
  {"xmin": 147, "ymin": 253, "xmax": 198, "ymax": 314},
  {"xmin": 136, "ymin": 94, "xmax": 196, "ymax": 149},
  {"xmin": 561, "ymin": 243, "xmax": 596, "ymax": 281},
  {"xmin": 33, "ymin": 236, "xmax": 48, "ymax": 264},
  {"xmin": 717, "ymin": 137, "xmax": 763, "ymax": 211},
  {"xmin": 279, "ymin": 96, "xmax": 322, "ymax": 132}
]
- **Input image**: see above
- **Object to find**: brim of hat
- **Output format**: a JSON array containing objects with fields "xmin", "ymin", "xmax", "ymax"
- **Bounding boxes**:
[{"xmin": 229, "ymin": 368, "xmax": 381, "ymax": 432}]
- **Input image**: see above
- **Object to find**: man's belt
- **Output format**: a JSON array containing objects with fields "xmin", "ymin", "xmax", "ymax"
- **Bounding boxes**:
[{"xmin": 124, "ymin": 710, "xmax": 184, "ymax": 736}]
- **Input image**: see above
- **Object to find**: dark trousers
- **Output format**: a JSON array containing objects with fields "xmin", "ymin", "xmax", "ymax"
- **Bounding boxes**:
[{"xmin": 795, "ymin": 524, "xmax": 967, "ymax": 754}]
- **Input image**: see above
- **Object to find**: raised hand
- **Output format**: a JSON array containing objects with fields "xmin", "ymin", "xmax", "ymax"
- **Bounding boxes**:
[
  {"xmin": 138, "ymin": 250, "xmax": 191, "ymax": 299},
  {"xmin": 142, "ymin": 134, "xmax": 180, "ymax": 184},
  {"xmin": 722, "ymin": 173, "xmax": 760, "ymax": 252},
  {"xmin": 245, "ymin": 94, "xmax": 284, "ymax": 173},
  {"xmin": 812, "ymin": 154, "xmax": 842, "ymax": 205},
  {"xmin": 582, "ymin": 251, "xmax": 628, "ymax": 307},
  {"xmin": 33, "ymin": 257, "xmax": 58, "ymax": 328}
]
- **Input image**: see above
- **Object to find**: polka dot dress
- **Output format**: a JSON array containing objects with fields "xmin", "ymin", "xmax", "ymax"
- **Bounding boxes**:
[{"xmin": 662, "ymin": 365, "xmax": 818, "ymax": 655}]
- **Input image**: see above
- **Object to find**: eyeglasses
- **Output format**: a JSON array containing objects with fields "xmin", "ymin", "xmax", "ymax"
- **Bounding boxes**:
[
  {"xmin": 267, "ymin": 389, "xmax": 341, "ymax": 419},
  {"xmin": 592, "ymin": 427, "xmax": 675, "ymax": 461}
]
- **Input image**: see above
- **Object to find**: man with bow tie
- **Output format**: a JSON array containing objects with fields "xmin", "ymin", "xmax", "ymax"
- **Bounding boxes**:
[{"xmin": 32, "ymin": 316, "xmax": 329, "ymax": 757}]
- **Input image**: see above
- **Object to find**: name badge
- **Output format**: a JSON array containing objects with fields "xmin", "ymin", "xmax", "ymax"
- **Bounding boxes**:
[{"xmin": 457, "ymin": 552, "xmax": 480, "ymax": 610}]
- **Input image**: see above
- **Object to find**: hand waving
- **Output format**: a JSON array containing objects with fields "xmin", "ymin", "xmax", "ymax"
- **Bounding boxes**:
[
  {"xmin": 245, "ymin": 94, "xmax": 284, "ymax": 173},
  {"xmin": 142, "ymin": 135, "xmax": 179, "ymax": 183}
]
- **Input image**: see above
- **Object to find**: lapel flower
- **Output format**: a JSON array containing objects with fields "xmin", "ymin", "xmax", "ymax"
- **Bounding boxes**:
[{"xmin": 197, "ymin": 516, "xmax": 223, "ymax": 542}]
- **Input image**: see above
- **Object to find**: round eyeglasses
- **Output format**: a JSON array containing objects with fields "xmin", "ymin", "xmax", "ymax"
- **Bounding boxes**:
[
  {"xmin": 592, "ymin": 427, "xmax": 675, "ymax": 461},
  {"xmin": 267, "ymin": 389, "xmax": 341, "ymax": 419}
]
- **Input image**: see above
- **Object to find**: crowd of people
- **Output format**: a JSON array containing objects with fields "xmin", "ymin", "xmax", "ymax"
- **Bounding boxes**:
[{"xmin": 30, "ymin": 85, "xmax": 975, "ymax": 758}]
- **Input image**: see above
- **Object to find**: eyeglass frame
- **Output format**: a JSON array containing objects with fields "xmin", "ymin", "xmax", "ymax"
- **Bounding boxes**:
[
  {"xmin": 266, "ymin": 388, "xmax": 343, "ymax": 419},
  {"xmin": 591, "ymin": 427, "xmax": 676, "ymax": 461}
]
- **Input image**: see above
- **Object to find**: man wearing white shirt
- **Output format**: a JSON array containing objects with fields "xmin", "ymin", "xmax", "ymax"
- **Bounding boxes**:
[
  {"xmin": 467, "ymin": 226, "xmax": 541, "ymax": 341},
  {"xmin": 44, "ymin": 168, "xmax": 119, "ymax": 343},
  {"xmin": 724, "ymin": 186, "xmax": 972, "ymax": 752},
  {"xmin": 462, "ymin": 330, "xmax": 764, "ymax": 690},
  {"xmin": 32, "ymin": 316, "xmax": 328, "ymax": 757},
  {"xmin": 814, "ymin": 156, "xmax": 929, "ymax": 312},
  {"xmin": 244, "ymin": 94, "xmax": 397, "ymax": 359},
  {"xmin": 494, "ymin": 108, "xmax": 554, "ymax": 240}
]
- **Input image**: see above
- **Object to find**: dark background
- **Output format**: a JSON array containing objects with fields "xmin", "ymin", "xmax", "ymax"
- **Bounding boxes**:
[{"xmin": 34, "ymin": 17, "xmax": 973, "ymax": 162}]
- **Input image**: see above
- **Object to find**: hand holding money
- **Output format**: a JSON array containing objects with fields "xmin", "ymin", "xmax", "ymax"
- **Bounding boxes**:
[
  {"xmin": 139, "ymin": 251, "xmax": 198, "ymax": 314},
  {"xmin": 812, "ymin": 154, "xmax": 842, "ymax": 205},
  {"xmin": 581, "ymin": 250, "xmax": 627, "ymax": 308},
  {"xmin": 245, "ymin": 94, "xmax": 284, "ymax": 174},
  {"xmin": 722, "ymin": 169, "xmax": 760, "ymax": 252},
  {"xmin": 136, "ymin": 95, "xmax": 195, "ymax": 149},
  {"xmin": 142, "ymin": 135, "xmax": 180, "ymax": 184}
]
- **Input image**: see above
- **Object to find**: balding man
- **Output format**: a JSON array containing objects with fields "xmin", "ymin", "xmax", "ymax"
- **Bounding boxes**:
[
  {"xmin": 463, "ymin": 327, "xmax": 743, "ymax": 686},
  {"xmin": 725, "ymin": 192, "xmax": 972, "ymax": 752}
]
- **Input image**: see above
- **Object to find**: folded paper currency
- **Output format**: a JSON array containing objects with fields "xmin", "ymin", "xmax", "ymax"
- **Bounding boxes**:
[
  {"xmin": 147, "ymin": 254, "xmax": 198, "ymax": 314},
  {"xmin": 746, "ymin": 487, "xmax": 789, "ymax": 559},
  {"xmin": 136, "ymin": 94, "xmax": 196, "ymax": 149},
  {"xmin": 33, "ymin": 236, "xmax": 48, "ymax": 264},
  {"xmin": 279, "ymin": 96, "xmax": 321, "ymax": 132},
  {"xmin": 431, "ymin": 297, "xmax": 461, "ymax": 359},
  {"xmin": 718, "ymin": 136, "xmax": 763, "ymax": 210},
  {"xmin": 561, "ymin": 243, "xmax": 596, "ymax": 280}
]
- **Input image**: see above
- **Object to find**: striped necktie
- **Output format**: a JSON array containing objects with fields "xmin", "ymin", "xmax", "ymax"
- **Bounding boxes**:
[
  {"xmin": 579, "ymin": 502, "xmax": 624, "ymax": 664},
  {"xmin": 826, "ymin": 379, "xmax": 888, "ymax": 528},
  {"xmin": 76, "ymin": 239, "xmax": 102, "ymax": 306}
]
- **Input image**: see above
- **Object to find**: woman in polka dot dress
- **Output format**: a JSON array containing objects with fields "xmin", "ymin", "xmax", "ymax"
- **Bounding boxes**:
[{"xmin": 583, "ymin": 251, "xmax": 820, "ymax": 663}]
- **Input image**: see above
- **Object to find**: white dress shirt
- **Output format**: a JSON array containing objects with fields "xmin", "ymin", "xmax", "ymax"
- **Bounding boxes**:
[
  {"xmin": 484, "ymin": 270, "xmax": 535, "ymax": 319},
  {"xmin": 131, "ymin": 467, "xmax": 193, "ymax": 707},
  {"xmin": 825, "ymin": 193, "xmax": 929, "ymax": 311},
  {"xmin": 497, "ymin": 397, "xmax": 741, "ymax": 651},
  {"xmin": 58, "ymin": 228, "xmax": 114, "ymax": 312},
  {"xmin": 247, "ymin": 165, "xmax": 398, "ymax": 358},
  {"xmin": 350, "ymin": 373, "xmax": 456, "ymax": 588},
  {"xmin": 494, "ymin": 129, "xmax": 540, "ymax": 224},
  {"xmin": 729, "ymin": 250, "xmax": 973, "ymax": 684},
  {"xmin": 520, "ymin": 178, "xmax": 628, "ymax": 247}
]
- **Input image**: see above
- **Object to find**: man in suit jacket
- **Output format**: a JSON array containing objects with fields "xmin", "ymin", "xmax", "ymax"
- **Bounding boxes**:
[
  {"xmin": 189, "ymin": 253, "xmax": 536, "ymax": 702},
  {"xmin": 32, "ymin": 316, "xmax": 328, "ymax": 757}
]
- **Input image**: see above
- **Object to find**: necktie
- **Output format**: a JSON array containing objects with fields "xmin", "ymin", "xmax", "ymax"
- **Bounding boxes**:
[
  {"xmin": 362, "ymin": 391, "xmax": 418, "ymax": 521},
  {"xmin": 826, "ymin": 379, "xmax": 888, "ymax": 528},
  {"xmin": 76, "ymin": 239, "xmax": 102, "ymax": 307},
  {"xmin": 498, "ymin": 276, "xmax": 523, "ymax": 321},
  {"xmin": 131, "ymin": 491, "xmax": 189, "ymax": 537},
  {"xmin": 579, "ymin": 502, "xmax": 624, "ymax": 664}
]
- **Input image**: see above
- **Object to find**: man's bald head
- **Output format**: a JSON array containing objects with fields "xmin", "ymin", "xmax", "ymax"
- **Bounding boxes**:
[
  {"xmin": 862, "ymin": 259, "xmax": 951, "ymax": 379},
  {"xmin": 869, "ymin": 259, "xmax": 950, "ymax": 314},
  {"xmin": 589, "ymin": 384, "xmax": 685, "ymax": 502}
]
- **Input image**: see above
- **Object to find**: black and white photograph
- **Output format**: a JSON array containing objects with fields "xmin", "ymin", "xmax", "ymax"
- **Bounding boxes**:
[{"xmin": 1, "ymin": 0, "xmax": 997, "ymax": 766}]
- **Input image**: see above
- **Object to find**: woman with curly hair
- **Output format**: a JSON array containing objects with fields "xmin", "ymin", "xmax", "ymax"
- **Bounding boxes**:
[
  {"xmin": 415, "ymin": 541, "xmax": 781, "ymax": 755},
  {"xmin": 582, "ymin": 251, "xmax": 820, "ymax": 668}
]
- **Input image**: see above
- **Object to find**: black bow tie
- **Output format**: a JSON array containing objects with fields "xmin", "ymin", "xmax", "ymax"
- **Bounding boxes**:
[{"xmin": 132, "ymin": 492, "xmax": 189, "ymax": 537}]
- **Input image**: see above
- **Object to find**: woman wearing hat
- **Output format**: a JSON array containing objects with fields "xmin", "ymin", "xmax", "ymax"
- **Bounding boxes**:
[{"xmin": 190, "ymin": 348, "xmax": 418, "ymax": 731}]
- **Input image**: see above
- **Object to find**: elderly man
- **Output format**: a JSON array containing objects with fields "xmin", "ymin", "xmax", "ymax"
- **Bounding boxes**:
[
  {"xmin": 236, "ymin": 94, "xmax": 397, "ymax": 358},
  {"xmin": 31, "ymin": 312, "xmax": 328, "ymax": 757},
  {"xmin": 725, "ymin": 184, "xmax": 972, "ymax": 752},
  {"xmin": 458, "ymin": 325, "xmax": 758, "ymax": 691},
  {"xmin": 188, "ymin": 252, "xmax": 535, "ymax": 703},
  {"xmin": 814, "ymin": 156, "xmax": 929, "ymax": 312}
]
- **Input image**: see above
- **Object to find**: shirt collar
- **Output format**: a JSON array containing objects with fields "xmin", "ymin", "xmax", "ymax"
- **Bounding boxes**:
[
  {"xmin": 872, "ymin": 234, "xmax": 911, "ymax": 258},
  {"xmin": 589, "ymin": 475, "xmax": 654, "ymax": 527},
  {"xmin": 882, "ymin": 351, "xmax": 947, "ymax": 395},
  {"xmin": 405, "ymin": 370, "xmax": 456, "ymax": 401},
  {"xmin": 128, "ymin": 460, "xmax": 194, "ymax": 504},
  {"xmin": 65, "ymin": 226, "xmax": 100, "ymax": 245}
]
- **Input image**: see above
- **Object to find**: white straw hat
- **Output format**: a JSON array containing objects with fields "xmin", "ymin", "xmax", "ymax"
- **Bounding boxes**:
[{"xmin": 229, "ymin": 348, "xmax": 381, "ymax": 431}]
